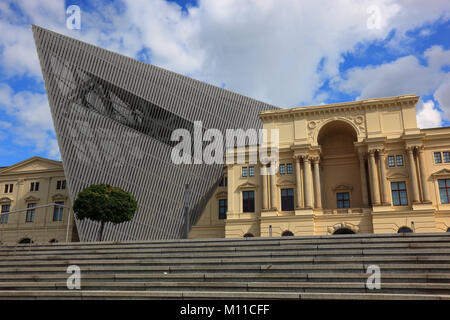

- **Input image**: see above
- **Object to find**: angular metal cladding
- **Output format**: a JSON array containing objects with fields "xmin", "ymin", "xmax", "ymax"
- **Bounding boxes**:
[{"xmin": 31, "ymin": 25, "xmax": 278, "ymax": 241}]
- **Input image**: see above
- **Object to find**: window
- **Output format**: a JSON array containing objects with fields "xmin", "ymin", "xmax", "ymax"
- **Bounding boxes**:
[
  {"xmin": 286, "ymin": 163, "xmax": 293, "ymax": 174},
  {"xmin": 435, "ymin": 152, "xmax": 443, "ymax": 164},
  {"xmin": 19, "ymin": 238, "xmax": 32, "ymax": 244},
  {"xmin": 438, "ymin": 179, "xmax": 450, "ymax": 204},
  {"xmin": 279, "ymin": 164, "xmax": 285, "ymax": 175},
  {"xmin": 242, "ymin": 191, "xmax": 255, "ymax": 213},
  {"xmin": 281, "ymin": 188, "xmax": 294, "ymax": 211},
  {"xmin": 388, "ymin": 156, "xmax": 395, "ymax": 167},
  {"xmin": 336, "ymin": 192, "xmax": 350, "ymax": 208},
  {"xmin": 26, "ymin": 203, "xmax": 36, "ymax": 223},
  {"xmin": 242, "ymin": 167, "xmax": 248, "ymax": 177},
  {"xmin": 53, "ymin": 201, "xmax": 64, "ymax": 221},
  {"xmin": 219, "ymin": 176, "xmax": 227, "ymax": 187},
  {"xmin": 30, "ymin": 182, "xmax": 40, "ymax": 192},
  {"xmin": 4, "ymin": 184, "xmax": 13, "ymax": 194},
  {"xmin": 218, "ymin": 199, "xmax": 227, "ymax": 219},
  {"xmin": 56, "ymin": 180, "xmax": 66, "ymax": 190},
  {"xmin": 243, "ymin": 233, "xmax": 254, "ymax": 237},
  {"xmin": 249, "ymin": 166, "xmax": 254, "ymax": 177},
  {"xmin": 391, "ymin": 181, "xmax": 408, "ymax": 206},
  {"xmin": 444, "ymin": 152, "xmax": 450, "ymax": 163},
  {"xmin": 282, "ymin": 230, "xmax": 294, "ymax": 236},
  {"xmin": 396, "ymin": 155, "xmax": 404, "ymax": 166},
  {"xmin": 0, "ymin": 204, "xmax": 9, "ymax": 224}
]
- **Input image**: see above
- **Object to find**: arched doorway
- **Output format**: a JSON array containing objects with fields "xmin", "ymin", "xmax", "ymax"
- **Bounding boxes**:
[
  {"xmin": 317, "ymin": 121, "xmax": 363, "ymax": 210},
  {"xmin": 398, "ymin": 226, "xmax": 413, "ymax": 233},
  {"xmin": 282, "ymin": 230, "xmax": 294, "ymax": 237},
  {"xmin": 333, "ymin": 228, "xmax": 356, "ymax": 235}
]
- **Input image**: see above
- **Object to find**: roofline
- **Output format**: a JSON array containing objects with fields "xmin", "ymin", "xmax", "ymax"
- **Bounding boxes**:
[{"xmin": 0, "ymin": 156, "xmax": 62, "ymax": 174}]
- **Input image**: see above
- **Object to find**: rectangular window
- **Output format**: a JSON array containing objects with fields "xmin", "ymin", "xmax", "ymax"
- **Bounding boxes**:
[
  {"xmin": 62, "ymin": 180, "xmax": 66, "ymax": 189},
  {"xmin": 249, "ymin": 166, "xmax": 254, "ymax": 177},
  {"xmin": 4, "ymin": 184, "xmax": 7, "ymax": 194},
  {"xmin": 391, "ymin": 181, "xmax": 408, "ymax": 206},
  {"xmin": 242, "ymin": 191, "xmax": 255, "ymax": 213},
  {"xmin": 281, "ymin": 188, "xmax": 294, "ymax": 211},
  {"xmin": 0, "ymin": 204, "xmax": 10, "ymax": 224},
  {"xmin": 438, "ymin": 179, "xmax": 450, "ymax": 204},
  {"xmin": 218, "ymin": 199, "xmax": 227, "ymax": 219},
  {"xmin": 9, "ymin": 184, "xmax": 13, "ymax": 193},
  {"xmin": 30, "ymin": 182, "xmax": 39, "ymax": 192},
  {"xmin": 26, "ymin": 203, "xmax": 36, "ymax": 223},
  {"xmin": 56, "ymin": 180, "xmax": 61, "ymax": 190},
  {"xmin": 396, "ymin": 155, "xmax": 404, "ymax": 166},
  {"xmin": 286, "ymin": 163, "xmax": 293, "ymax": 174},
  {"xmin": 219, "ymin": 176, "xmax": 227, "ymax": 187},
  {"xmin": 336, "ymin": 192, "xmax": 350, "ymax": 208},
  {"xmin": 53, "ymin": 201, "xmax": 64, "ymax": 221},
  {"xmin": 242, "ymin": 167, "xmax": 248, "ymax": 177},
  {"xmin": 444, "ymin": 152, "xmax": 450, "ymax": 163},
  {"xmin": 388, "ymin": 156, "xmax": 395, "ymax": 167},
  {"xmin": 279, "ymin": 164, "xmax": 285, "ymax": 175},
  {"xmin": 30, "ymin": 182, "xmax": 34, "ymax": 192},
  {"xmin": 435, "ymin": 152, "xmax": 442, "ymax": 164}
]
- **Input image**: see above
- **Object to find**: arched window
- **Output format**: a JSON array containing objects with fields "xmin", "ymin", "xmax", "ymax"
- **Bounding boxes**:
[
  {"xmin": 333, "ymin": 228, "xmax": 355, "ymax": 235},
  {"xmin": 18, "ymin": 238, "xmax": 32, "ymax": 244},
  {"xmin": 49, "ymin": 239, "xmax": 58, "ymax": 243},
  {"xmin": 282, "ymin": 231, "xmax": 294, "ymax": 237},
  {"xmin": 243, "ymin": 233, "xmax": 254, "ymax": 238},
  {"xmin": 398, "ymin": 226, "xmax": 413, "ymax": 233}
]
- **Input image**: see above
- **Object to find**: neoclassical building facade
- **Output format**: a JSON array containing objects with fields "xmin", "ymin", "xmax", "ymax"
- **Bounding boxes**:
[
  {"xmin": 190, "ymin": 95, "xmax": 450, "ymax": 238},
  {"xmin": 0, "ymin": 157, "xmax": 77, "ymax": 244}
]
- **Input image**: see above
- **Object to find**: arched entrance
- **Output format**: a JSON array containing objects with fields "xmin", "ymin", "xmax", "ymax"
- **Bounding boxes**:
[
  {"xmin": 398, "ymin": 226, "xmax": 413, "ymax": 233},
  {"xmin": 317, "ymin": 121, "xmax": 363, "ymax": 210},
  {"xmin": 333, "ymin": 228, "xmax": 356, "ymax": 235},
  {"xmin": 282, "ymin": 230, "xmax": 294, "ymax": 237},
  {"xmin": 18, "ymin": 238, "xmax": 32, "ymax": 244}
]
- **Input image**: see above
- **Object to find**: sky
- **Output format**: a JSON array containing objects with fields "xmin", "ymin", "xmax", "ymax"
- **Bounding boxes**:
[{"xmin": 0, "ymin": 0, "xmax": 449, "ymax": 166}]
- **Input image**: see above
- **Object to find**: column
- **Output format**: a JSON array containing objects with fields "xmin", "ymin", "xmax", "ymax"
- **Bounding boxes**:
[
  {"xmin": 407, "ymin": 147, "xmax": 420, "ymax": 203},
  {"xmin": 417, "ymin": 146, "xmax": 430, "ymax": 202},
  {"xmin": 378, "ymin": 150, "xmax": 389, "ymax": 204},
  {"xmin": 294, "ymin": 156, "xmax": 303, "ymax": 208},
  {"xmin": 313, "ymin": 158, "xmax": 322, "ymax": 209},
  {"xmin": 368, "ymin": 150, "xmax": 381, "ymax": 205},
  {"xmin": 303, "ymin": 156, "xmax": 313, "ymax": 208},
  {"xmin": 270, "ymin": 161, "xmax": 277, "ymax": 210},
  {"xmin": 261, "ymin": 164, "xmax": 269, "ymax": 210},
  {"xmin": 358, "ymin": 152, "xmax": 369, "ymax": 207}
]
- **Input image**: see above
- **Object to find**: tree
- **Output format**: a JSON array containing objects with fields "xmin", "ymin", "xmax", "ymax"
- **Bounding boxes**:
[{"xmin": 73, "ymin": 184, "xmax": 137, "ymax": 241}]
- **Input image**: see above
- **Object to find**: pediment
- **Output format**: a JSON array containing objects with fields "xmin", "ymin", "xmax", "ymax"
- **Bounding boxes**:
[
  {"xmin": 236, "ymin": 182, "xmax": 258, "ymax": 191},
  {"xmin": 333, "ymin": 184, "xmax": 353, "ymax": 191},
  {"xmin": 0, "ymin": 197, "xmax": 13, "ymax": 204},
  {"xmin": 215, "ymin": 191, "xmax": 228, "ymax": 199},
  {"xmin": 387, "ymin": 172, "xmax": 409, "ymax": 180},
  {"xmin": 431, "ymin": 168, "xmax": 450, "ymax": 179},
  {"xmin": 0, "ymin": 156, "xmax": 62, "ymax": 174},
  {"xmin": 24, "ymin": 195, "xmax": 40, "ymax": 202}
]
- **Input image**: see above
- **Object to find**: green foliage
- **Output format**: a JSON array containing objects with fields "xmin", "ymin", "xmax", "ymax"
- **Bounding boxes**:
[{"xmin": 73, "ymin": 184, "xmax": 137, "ymax": 225}]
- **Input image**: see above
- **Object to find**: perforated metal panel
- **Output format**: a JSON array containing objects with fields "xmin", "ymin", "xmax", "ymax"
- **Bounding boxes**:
[{"xmin": 32, "ymin": 25, "xmax": 278, "ymax": 241}]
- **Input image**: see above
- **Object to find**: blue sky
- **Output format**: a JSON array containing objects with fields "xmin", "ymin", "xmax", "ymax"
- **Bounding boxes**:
[{"xmin": 0, "ymin": 0, "xmax": 450, "ymax": 166}]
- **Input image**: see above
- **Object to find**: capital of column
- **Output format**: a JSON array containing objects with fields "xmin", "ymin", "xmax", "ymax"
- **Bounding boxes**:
[
  {"xmin": 406, "ymin": 145, "xmax": 418, "ymax": 154},
  {"xmin": 293, "ymin": 155, "xmax": 302, "ymax": 162},
  {"xmin": 310, "ymin": 156, "xmax": 320, "ymax": 164}
]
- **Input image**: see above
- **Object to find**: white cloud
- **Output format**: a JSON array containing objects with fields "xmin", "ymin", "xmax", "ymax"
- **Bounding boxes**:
[
  {"xmin": 416, "ymin": 100, "xmax": 442, "ymax": 129},
  {"xmin": 434, "ymin": 75, "xmax": 450, "ymax": 120},
  {"xmin": 0, "ymin": 83, "xmax": 58, "ymax": 157}
]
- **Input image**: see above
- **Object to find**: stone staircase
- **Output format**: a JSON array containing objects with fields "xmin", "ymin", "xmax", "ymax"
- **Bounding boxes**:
[{"xmin": 1, "ymin": 233, "xmax": 450, "ymax": 299}]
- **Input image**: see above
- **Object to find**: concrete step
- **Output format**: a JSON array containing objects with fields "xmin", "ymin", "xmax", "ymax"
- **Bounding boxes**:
[
  {"xmin": 2, "ymin": 290, "xmax": 450, "ymax": 300},
  {"xmin": 0, "ymin": 281, "xmax": 449, "ymax": 295},
  {"xmin": 0, "ymin": 272, "xmax": 449, "ymax": 283}
]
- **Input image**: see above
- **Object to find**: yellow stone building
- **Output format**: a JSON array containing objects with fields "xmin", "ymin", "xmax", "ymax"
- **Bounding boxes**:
[
  {"xmin": 0, "ymin": 156, "xmax": 77, "ymax": 244},
  {"xmin": 190, "ymin": 95, "xmax": 450, "ymax": 238}
]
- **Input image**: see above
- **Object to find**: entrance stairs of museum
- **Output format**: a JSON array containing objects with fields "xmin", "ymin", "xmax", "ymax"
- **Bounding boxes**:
[{"xmin": 0, "ymin": 233, "xmax": 450, "ymax": 300}]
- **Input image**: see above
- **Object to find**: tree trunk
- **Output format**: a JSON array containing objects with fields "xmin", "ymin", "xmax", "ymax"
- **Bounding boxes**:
[{"xmin": 98, "ymin": 221, "xmax": 105, "ymax": 242}]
